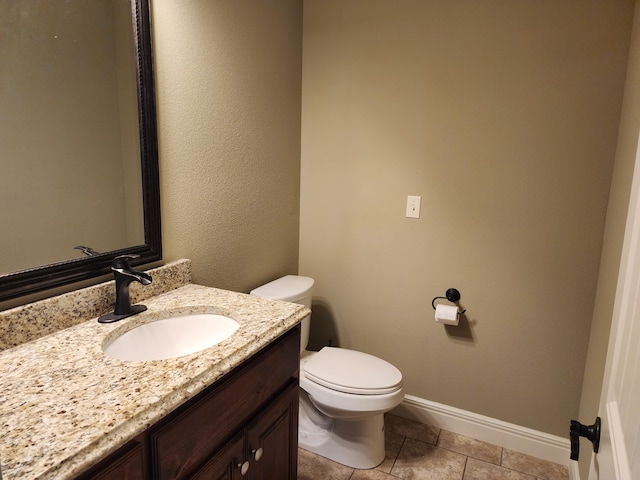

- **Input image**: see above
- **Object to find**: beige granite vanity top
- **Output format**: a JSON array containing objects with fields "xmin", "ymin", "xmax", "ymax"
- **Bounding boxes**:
[{"xmin": 0, "ymin": 283, "xmax": 308, "ymax": 479}]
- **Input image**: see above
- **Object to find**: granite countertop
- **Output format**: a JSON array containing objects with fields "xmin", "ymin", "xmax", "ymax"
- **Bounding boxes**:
[{"xmin": 0, "ymin": 283, "xmax": 308, "ymax": 480}]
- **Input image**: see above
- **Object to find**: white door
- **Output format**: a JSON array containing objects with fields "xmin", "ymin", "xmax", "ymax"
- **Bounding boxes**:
[{"xmin": 590, "ymin": 133, "xmax": 640, "ymax": 480}]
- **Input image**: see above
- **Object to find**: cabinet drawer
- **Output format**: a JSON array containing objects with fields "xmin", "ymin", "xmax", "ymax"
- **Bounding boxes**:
[{"xmin": 150, "ymin": 326, "xmax": 300, "ymax": 480}]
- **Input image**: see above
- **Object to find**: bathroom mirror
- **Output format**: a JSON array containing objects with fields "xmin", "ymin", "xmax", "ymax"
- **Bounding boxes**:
[{"xmin": 0, "ymin": 0, "xmax": 161, "ymax": 302}]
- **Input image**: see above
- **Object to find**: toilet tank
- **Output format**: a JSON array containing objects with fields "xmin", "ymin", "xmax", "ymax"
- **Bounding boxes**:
[{"xmin": 250, "ymin": 275, "xmax": 314, "ymax": 351}]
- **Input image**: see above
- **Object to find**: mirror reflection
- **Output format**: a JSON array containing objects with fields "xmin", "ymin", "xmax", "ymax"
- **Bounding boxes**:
[{"xmin": 0, "ymin": 0, "xmax": 144, "ymax": 275}]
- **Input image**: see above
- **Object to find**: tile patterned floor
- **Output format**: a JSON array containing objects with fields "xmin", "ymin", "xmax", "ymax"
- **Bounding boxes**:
[{"xmin": 298, "ymin": 414, "xmax": 570, "ymax": 480}]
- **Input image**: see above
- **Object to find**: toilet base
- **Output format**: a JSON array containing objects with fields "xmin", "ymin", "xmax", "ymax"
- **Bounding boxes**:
[{"xmin": 298, "ymin": 392, "xmax": 386, "ymax": 469}]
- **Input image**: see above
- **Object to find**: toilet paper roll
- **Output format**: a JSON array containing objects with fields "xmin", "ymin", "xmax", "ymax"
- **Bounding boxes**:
[{"xmin": 435, "ymin": 304, "xmax": 459, "ymax": 326}]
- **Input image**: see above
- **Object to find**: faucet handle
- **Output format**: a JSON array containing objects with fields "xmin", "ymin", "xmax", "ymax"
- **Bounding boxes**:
[{"xmin": 113, "ymin": 254, "xmax": 140, "ymax": 270}]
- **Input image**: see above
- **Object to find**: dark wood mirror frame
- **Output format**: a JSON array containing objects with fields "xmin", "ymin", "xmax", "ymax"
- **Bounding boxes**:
[{"xmin": 0, "ymin": 0, "xmax": 161, "ymax": 302}]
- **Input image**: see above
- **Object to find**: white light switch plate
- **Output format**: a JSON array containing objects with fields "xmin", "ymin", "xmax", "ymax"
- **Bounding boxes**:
[{"xmin": 406, "ymin": 195, "xmax": 421, "ymax": 218}]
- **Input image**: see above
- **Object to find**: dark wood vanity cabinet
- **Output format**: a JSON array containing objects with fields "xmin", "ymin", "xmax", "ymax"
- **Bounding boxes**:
[
  {"xmin": 79, "ymin": 326, "xmax": 300, "ymax": 480},
  {"xmin": 190, "ymin": 383, "xmax": 298, "ymax": 480}
]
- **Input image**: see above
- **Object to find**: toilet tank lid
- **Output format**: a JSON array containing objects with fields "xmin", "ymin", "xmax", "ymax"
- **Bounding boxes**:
[
  {"xmin": 303, "ymin": 347, "xmax": 402, "ymax": 395},
  {"xmin": 250, "ymin": 275, "xmax": 314, "ymax": 301}
]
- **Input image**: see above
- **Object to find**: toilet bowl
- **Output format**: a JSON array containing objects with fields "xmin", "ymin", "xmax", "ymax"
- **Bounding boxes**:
[{"xmin": 250, "ymin": 275, "xmax": 404, "ymax": 469}]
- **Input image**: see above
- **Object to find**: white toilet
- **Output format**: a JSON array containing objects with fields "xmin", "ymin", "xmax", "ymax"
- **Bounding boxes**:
[{"xmin": 250, "ymin": 275, "xmax": 404, "ymax": 469}]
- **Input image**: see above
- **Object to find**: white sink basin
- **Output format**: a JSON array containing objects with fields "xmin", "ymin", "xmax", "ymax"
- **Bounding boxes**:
[{"xmin": 102, "ymin": 313, "xmax": 240, "ymax": 361}]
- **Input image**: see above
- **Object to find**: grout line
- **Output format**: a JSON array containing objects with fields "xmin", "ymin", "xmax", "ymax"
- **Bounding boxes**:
[
  {"xmin": 434, "ymin": 427, "xmax": 442, "ymax": 446},
  {"xmin": 461, "ymin": 456, "xmax": 469, "ymax": 480},
  {"xmin": 388, "ymin": 435, "xmax": 406, "ymax": 474}
]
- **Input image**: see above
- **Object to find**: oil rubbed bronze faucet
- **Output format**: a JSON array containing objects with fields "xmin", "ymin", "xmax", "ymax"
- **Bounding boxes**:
[{"xmin": 98, "ymin": 254, "xmax": 152, "ymax": 323}]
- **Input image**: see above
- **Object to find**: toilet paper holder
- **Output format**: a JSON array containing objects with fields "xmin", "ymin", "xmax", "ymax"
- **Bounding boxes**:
[{"xmin": 431, "ymin": 288, "xmax": 466, "ymax": 316}]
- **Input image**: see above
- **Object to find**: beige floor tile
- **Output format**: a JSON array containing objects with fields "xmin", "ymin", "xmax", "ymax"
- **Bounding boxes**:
[
  {"xmin": 391, "ymin": 438, "xmax": 466, "ymax": 480},
  {"xmin": 351, "ymin": 469, "xmax": 399, "ymax": 479},
  {"xmin": 376, "ymin": 429, "xmax": 404, "ymax": 473},
  {"xmin": 385, "ymin": 413, "xmax": 440, "ymax": 445},
  {"xmin": 463, "ymin": 457, "xmax": 535, "ymax": 480},
  {"xmin": 297, "ymin": 448, "xmax": 354, "ymax": 480},
  {"xmin": 502, "ymin": 449, "xmax": 569, "ymax": 480},
  {"xmin": 437, "ymin": 430, "xmax": 502, "ymax": 465}
]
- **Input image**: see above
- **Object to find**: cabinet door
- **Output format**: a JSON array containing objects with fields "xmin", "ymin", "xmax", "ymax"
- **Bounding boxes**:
[
  {"xmin": 76, "ymin": 440, "xmax": 145, "ymax": 480},
  {"xmin": 246, "ymin": 382, "xmax": 299, "ymax": 480},
  {"xmin": 191, "ymin": 431, "xmax": 245, "ymax": 480}
]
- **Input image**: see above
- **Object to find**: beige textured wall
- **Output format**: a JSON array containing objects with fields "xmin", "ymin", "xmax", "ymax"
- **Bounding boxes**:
[
  {"xmin": 300, "ymin": 0, "xmax": 634, "ymax": 436},
  {"xmin": 577, "ymin": 2, "xmax": 640, "ymax": 476},
  {"xmin": 151, "ymin": 1, "xmax": 303, "ymax": 293}
]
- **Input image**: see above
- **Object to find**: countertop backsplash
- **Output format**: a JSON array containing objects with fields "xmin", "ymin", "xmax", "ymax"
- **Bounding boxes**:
[{"xmin": 0, "ymin": 259, "xmax": 191, "ymax": 351}]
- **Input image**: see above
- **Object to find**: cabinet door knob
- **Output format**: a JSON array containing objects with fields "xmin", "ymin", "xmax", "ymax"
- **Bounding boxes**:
[
  {"xmin": 237, "ymin": 461, "xmax": 250, "ymax": 475},
  {"xmin": 252, "ymin": 447, "xmax": 264, "ymax": 461}
]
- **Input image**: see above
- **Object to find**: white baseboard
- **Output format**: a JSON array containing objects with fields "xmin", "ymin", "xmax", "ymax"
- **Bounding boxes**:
[{"xmin": 391, "ymin": 394, "xmax": 581, "ymax": 480}]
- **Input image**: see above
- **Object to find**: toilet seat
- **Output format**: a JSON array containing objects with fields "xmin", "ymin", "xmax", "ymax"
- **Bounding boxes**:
[{"xmin": 303, "ymin": 347, "xmax": 402, "ymax": 395}]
